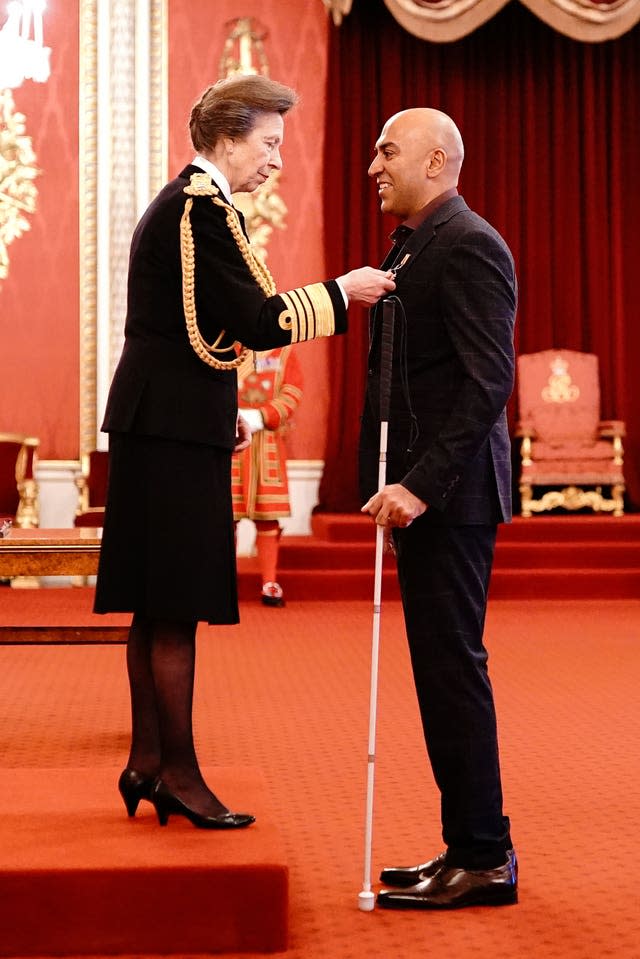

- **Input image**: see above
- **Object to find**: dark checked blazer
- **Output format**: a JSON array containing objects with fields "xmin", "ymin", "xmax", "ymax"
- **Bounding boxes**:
[
  {"xmin": 359, "ymin": 195, "xmax": 517, "ymax": 526},
  {"xmin": 102, "ymin": 165, "xmax": 346, "ymax": 451}
]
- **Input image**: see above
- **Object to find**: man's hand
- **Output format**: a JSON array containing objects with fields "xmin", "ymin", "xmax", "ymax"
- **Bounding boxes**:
[
  {"xmin": 361, "ymin": 483, "xmax": 427, "ymax": 528},
  {"xmin": 337, "ymin": 267, "xmax": 396, "ymax": 306},
  {"xmin": 234, "ymin": 414, "xmax": 252, "ymax": 452}
]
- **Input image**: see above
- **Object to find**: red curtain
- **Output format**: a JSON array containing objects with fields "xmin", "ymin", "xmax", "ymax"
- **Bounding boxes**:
[{"xmin": 318, "ymin": 0, "xmax": 640, "ymax": 512}]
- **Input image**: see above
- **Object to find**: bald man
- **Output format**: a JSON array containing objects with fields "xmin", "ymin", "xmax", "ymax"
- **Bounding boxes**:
[{"xmin": 360, "ymin": 109, "xmax": 518, "ymax": 909}]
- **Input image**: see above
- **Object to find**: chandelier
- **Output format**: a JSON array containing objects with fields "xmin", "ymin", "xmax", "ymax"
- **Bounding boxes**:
[{"xmin": 0, "ymin": 1, "xmax": 50, "ymax": 90}]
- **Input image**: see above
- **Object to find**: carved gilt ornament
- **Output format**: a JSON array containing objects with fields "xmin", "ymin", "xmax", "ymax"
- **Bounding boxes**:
[
  {"xmin": 541, "ymin": 355, "xmax": 580, "ymax": 403},
  {"xmin": 221, "ymin": 17, "xmax": 288, "ymax": 265},
  {"xmin": 0, "ymin": 1, "xmax": 50, "ymax": 286},
  {"xmin": 0, "ymin": 89, "xmax": 39, "ymax": 285}
]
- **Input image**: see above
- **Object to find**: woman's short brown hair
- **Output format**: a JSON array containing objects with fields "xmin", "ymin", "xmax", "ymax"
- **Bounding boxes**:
[{"xmin": 189, "ymin": 74, "xmax": 299, "ymax": 153}]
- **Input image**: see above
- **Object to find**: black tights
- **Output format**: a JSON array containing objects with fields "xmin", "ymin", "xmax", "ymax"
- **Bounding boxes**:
[{"xmin": 125, "ymin": 613, "xmax": 228, "ymax": 817}]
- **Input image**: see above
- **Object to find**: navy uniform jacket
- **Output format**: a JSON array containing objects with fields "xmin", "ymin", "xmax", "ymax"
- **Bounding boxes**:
[
  {"xmin": 359, "ymin": 195, "xmax": 516, "ymax": 526},
  {"xmin": 102, "ymin": 165, "xmax": 347, "ymax": 451}
]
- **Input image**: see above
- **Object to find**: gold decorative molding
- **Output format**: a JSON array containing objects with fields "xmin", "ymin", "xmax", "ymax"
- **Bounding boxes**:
[
  {"xmin": 233, "ymin": 169, "xmax": 287, "ymax": 263},
  {"xmin": 0, "ymin": 89, "xmax": 40, "ymax": 287},
  {"xmin": 78, "ymin": 0, "xmax": 168, "ymax": 455},
  {"xmin": 520, "ymin": 483, "xmax": 625, "ymax": 517},
  {"xmin": 149, "ymin": 0, "xmax": 168, "ymax": 194},
  {"xmin": 219, "ymin": 16, "xmax": 269, "ymax": 76},
  {"xmin": 222, "ymin": 17, "xmax": 288, "ymax": 263},
  {"xmin": 541, "ymin": 355, "xmax": 580, "ymax": 403},
  {"xmin": 78, "ymin": 0, "xmax": 98, "ymax": 457}
]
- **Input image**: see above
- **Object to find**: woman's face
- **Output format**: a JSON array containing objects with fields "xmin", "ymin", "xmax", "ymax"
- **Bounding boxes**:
[{"xmin": 226, "ymin": 112, "xmax": 284, "ymax": 194}]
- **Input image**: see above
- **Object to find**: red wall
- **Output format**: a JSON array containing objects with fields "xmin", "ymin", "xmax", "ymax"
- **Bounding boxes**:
[
  {"xmin": 168, "ymin": 0, "xmax": 332, "ymax": 460},
  {"xmin": 0, "ymin": 2, "xmax": 79, "ymax": 460},
  {"xmin": 0, "ymin": 0, "xmax": 331, "ymax": 461}
]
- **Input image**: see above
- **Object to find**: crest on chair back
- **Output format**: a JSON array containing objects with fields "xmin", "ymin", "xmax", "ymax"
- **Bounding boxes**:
[{"xmin": 541, "ymin": 355, "xmax": 580, "ymax": 404}]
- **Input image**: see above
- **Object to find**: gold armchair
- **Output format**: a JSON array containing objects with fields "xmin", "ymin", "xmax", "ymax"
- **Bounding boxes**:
[
  {"xmin": 0, "ymin": 432, "xmax": 40, "ymax": 528},
  {"xmin": 515, "ymin": 350, "xmax": 625, "ymax": 517}
]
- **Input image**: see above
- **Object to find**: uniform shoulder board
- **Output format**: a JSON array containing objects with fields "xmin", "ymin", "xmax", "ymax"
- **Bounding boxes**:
[{"xmin": 183, "ymin": 172, "xmax": 219, "ymax": 197}]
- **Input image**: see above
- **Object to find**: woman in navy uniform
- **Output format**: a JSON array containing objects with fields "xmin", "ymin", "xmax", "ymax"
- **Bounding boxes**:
[{"xmin": 95, "ymin": 74, "xmax": 395, "ymax": 829}]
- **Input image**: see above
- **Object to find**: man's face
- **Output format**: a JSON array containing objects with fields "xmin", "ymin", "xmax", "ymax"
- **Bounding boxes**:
[
  {"xmin": 368, "ymin": 116, "xmax": 432, "ymax": 219},
  {"xmin": 228, "ymin": 112, "xmax": 284, "ymax": 194}
]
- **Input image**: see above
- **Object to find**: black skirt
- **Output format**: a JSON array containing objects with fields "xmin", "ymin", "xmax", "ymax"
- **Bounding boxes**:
[{"xmin": 94, "ymin": 432, "xmax": 239, "ymax": 624}]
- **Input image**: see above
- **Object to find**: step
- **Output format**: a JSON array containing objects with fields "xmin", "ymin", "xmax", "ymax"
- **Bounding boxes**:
[
  {"xmin": 489, "ymin": 567, "xmax": 640, "ymax": 601},
  {"xmin": 493, "ymin": 541, "xmax": 640, "ymax": 569},
  {"xmin": 498, "ymin": 515, "xmax": 640, "ymax": 543},
  {"xmin": 238, "ymin": 563, "xmax": 640, "ymax": 602},
  {"xmin": 0, "ymin": 766, "xmax": 288, "ymax": 956},
  {"xmin": 278, "ymin": 538, "xmax": 381, "ymax": 570},
  {"xmin": 277, "ymin": 538, "xmax": 640, "ymax": 571},
  {"xmin": 311, "ymin": 512, "xmax": 640, "ymax": 544},
  {"xmin": 240, "ymin": 512, "xmax": 640, "ymax": 601}
]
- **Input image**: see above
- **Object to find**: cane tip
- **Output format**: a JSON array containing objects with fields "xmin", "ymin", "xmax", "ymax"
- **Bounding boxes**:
[{"xmin": 358, "ymin": 890, "xmax": 375, "ymax": 912}]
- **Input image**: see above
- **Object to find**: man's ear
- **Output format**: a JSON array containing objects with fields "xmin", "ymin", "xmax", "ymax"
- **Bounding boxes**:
[{"xmin": 426, "ymin": 148, "xmax": 446, "ymax": 178}]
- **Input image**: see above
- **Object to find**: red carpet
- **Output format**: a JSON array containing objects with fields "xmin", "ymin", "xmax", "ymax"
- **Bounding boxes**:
[
  {"xmin": 1, "ymin": 599, "xmax": 639, "ymax": 957},
  {"xmin": 0, "ymin": 767, "xmax": 287, "ymax": 955}
]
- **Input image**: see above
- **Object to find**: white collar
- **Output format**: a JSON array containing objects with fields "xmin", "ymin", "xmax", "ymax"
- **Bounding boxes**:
[{"xmin": 192, "ymin": 155, "xmax": 231, "ymax": 202}]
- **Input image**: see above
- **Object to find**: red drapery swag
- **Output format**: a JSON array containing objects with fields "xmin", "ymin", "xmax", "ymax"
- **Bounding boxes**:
[
  {"xmin": 384, "ymin": 0, "xmax": 640, "ymax": 43},
  {"xmin": 324, "ymin": 1, "xmax": 640, "ymax": 43},
  {"xmin": 318, "ymin": 0, "xmax": 640, "ymax": 514}
]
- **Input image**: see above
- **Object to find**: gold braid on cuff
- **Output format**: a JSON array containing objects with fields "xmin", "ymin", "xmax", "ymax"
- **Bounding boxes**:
[
  {"xmin": 180, "ymin": 173, "xmax": 277, "ymax": 370},
  {"xmin": 278, "ymin": 284, "xmax": 335, "ymax": 343}
]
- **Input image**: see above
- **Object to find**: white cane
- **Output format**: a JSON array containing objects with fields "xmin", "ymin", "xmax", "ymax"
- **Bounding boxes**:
[{"xmin": 358, "ymin": 297, "xmax": 396, "ymax": 912}]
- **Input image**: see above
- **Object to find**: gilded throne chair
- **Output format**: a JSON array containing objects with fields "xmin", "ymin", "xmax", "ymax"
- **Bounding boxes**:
[
  {"xmin": 0, "ymin": 432, "xmax": 40, "ymax": 529},
  {"xmin": 515, "ymin": 350, "xmax": 625, "ymax": 517}
]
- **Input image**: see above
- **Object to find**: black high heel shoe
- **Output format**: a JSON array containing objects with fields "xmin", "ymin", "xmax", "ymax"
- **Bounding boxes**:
[
  {"xmin": 150, "ymin": 779, "xmax": 255, "ymax": 829},
  {"xmin": 118, "ymin": 768, "xmax": 155, "ymax": 817}
]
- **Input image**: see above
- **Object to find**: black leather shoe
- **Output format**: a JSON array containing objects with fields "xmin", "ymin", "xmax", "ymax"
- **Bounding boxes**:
[
  {"xmin": 379, "ymin": 851, "xmax": 448, "ymax": 887},
  {"xmin": 261, "ymin": 582, "xmax": 285, "ymax": 607},
  {"xmin": 118, "ymin": 768, "xmax": 155, "ymax": 817},
  {"xmin": 377, "ymin": 856, "xmax": 518, "ymax": 910},
  {"xmin": 150, "ymin": 779, "xmax": 255, "ymax": 829},
  {"xmin": 380, "ymin": 848, "xmax": 517, "ymax": 888}
]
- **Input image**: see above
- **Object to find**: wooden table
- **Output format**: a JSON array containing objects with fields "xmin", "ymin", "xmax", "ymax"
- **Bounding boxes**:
[
  {"xmin": 0, "ymin": 528, "xmax": 128, "ymax": 643},
  {"xmin": 0, "ymin": 527, "xmax": 103, "ymax": 578}
]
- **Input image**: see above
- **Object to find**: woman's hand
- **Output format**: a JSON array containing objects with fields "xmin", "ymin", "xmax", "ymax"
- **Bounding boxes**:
[
  {"xmin": 234, "ymin": 414, "xmax": 252, "ymax": 452},
  {"xmin": 337, "ymin": 267, "xmax": 396, "ymax": 306}
]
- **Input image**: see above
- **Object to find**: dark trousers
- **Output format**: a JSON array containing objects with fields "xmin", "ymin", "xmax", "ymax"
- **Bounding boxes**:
[{"xmin": 394, "ymin": 520, "xmax": 511, "ymax": 869}]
